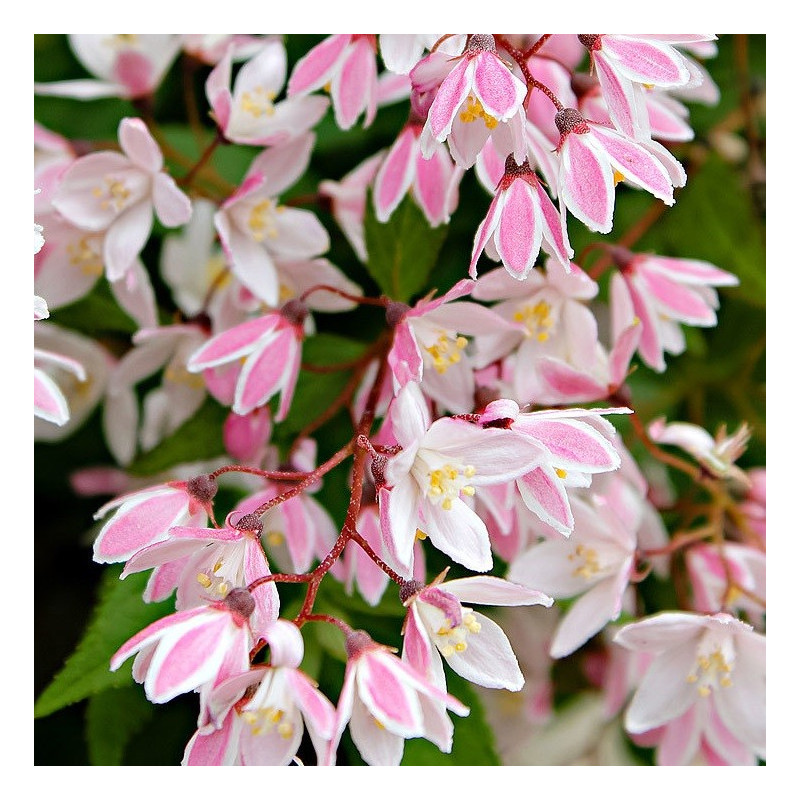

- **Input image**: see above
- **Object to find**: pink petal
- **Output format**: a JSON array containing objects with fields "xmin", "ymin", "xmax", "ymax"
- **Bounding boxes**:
[
  {"xmin": 535, "ymin": 181, "xmax": 573, "ymax": 269},
  {"xmin": 360, "ymin": 655, "xmax": 422, "ymax": 734},
  {"xmin": 374, "ymin": 127, "xmax": 417, "ymax": 222},
  {"xmin": 104, "ymin": 201, "xmax": 152, "ymax": 281},
  {"xmin": 188, "ymin": 315, "xmax": 279, "ymax": 371},
  {"xmin": 602, "ymin": 36, "xmax": 690, "ymax": 87},
  {"xmin": 205, "ymin": 48, "xmax": 233, "ymax": 130},
  {"xmin": 559, "ymin": 133, "xmax": 614, "ymax": 234},
  {"xmin": 472, "ymin": 52, "xmax": 526, "ymax": 120},
  {"xmin": 288, "ymin": 34, "xmax": 350, "ymax": 96},
  {"xmin": 426, "ymin": 57, "xmax": 472, "ymax": 142},
  {"xmin": 516, "ymin": 466, "xmax": 573, "ymax": 535},
  {"xmin": 593, "ymin": 52, "xmax": 649, "ymax": 140},
  {"xmin": 113, "ymin": 52, "xmax": 154, "ymax": 98},
  {"xmin": 118, "ymin": 118, "xmax": 162, "ymax": 173},
  {"xmin": 234, "ymin": 329, "xmax": 295, "ymax": 415},
  {"xmin": 34, "ymin": 370, "xmax": 69, "ymax": 425},
  {"xmin": 469, "ymin": 192, "xmax": 503, "ymax": 278},
  {"xmin": 331, "ymin": 38, "xmax": 376, "ymax": 129},
  {"xmin": 152, "ymin": 173, "xmax": 192, "ymax": 227},
  {"xmin": 495, "ymin": 180, "xmax": 542, "ymax": 280}
]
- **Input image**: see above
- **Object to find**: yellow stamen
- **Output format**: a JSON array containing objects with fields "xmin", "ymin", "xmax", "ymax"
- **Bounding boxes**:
[
  {"xmin": 459, "ymin": 95, "xmax": 498, "ymax": 129},
  {"xmin": 196, "ymin": 573, "xmax": 212, "ymax": 588},
  {"xmin": 67, "ymin": 236, "xmax": 104, "ymax": 277},
  {"xmin": 240, "ymin": 87, "xmax": 277, "ymax": 118},
  {"xmin": 555, "ymin": 468, "xmax": 568, "ymax": 479},
  {"xmin": 514, "ymin": 300, "xmax": 555, "ymax": 341},
  {"xmin": 613, "ymin": 170, "xmax": 626, "ymax": 186}
]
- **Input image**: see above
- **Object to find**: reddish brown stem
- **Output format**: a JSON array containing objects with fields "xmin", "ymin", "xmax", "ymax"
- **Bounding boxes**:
[
  {"xmin": 209, "ymin": 465, "xmax": 310, "ymax": 481},
  {"xmin": 300, "ymin": 614, "xmax": 354, "ymax": 635},
  {"xmin": 179, "ymin": 129, "xmax": 225, "ymax": 189},
  {"xmin": 495, "ymin": 34, "xmax": 564, "ymax": 110},
  {"xmin": 628, "ymin": 411, "xmax": 702, "ymax": 482},
  {"xmin": 299, "ymin": 284, "xmax": 389, "ymax": 307},
  {"xmin": 524, "ymin": 35, "xmax": 552, "ymax": 59},
  {"xmin": 349, "ymin": 529, "xmax": 405, "ymax": 585}
]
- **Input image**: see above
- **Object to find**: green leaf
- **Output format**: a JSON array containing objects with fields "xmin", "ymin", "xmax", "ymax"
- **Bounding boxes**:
[
  {"xmin": 303, "ymin": 333, "xmax": 368, "ymax": 366},
  {"xmin": 48, "ymin": 280, "xmax": 139, "ymax": 338},
  {"xmin": 401, "ymin": 673, "xmax": 501, "ymax": 765},
  {"xmin": 363, "ymin": 193, "xmax": 449, "ymax": 303},
  {"xmin": 85, "ymin": 685, "xmax": 155, "ymax": 765},
  {"xmin": 127, "ymin": 397, "xmax": 228, "ymax": 476},
  {"xmin": 34, "ymin": 568, "xmax": 174, "ymax": 719}
]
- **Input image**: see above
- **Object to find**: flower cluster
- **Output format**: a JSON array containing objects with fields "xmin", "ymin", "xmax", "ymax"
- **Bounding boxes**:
[{"xmin": 34, "ymin": 33, "xmax": 765, "ymax": 767}]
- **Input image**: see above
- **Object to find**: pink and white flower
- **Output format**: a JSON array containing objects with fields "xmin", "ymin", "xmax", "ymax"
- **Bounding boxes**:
[
  {"xmin": 416, "ymin": 34, "xmax": 527, "ymax": 169},
  {"xmin": 649, "ymin": 418, "xmax": 751, "ymax": 486},
  {"xmin": 325, "ymin": 629, "xmax": 469, "ymax": 766},
  {"xmin": 610, "ymin": 250, "xmax": 739, "ymax": 372},
  {"xmin": 614, "ymin": 612, "xmax": 765, "ymax": 762},
  {"xmin": 34, "ymin": 34, "xmax": 181, "ymax": 100},
  {"xmin": 214, "ymin": 134, "xmax": 328, "ymax": 305},
  {"xmin": 554, "ymin": 107, "xmax": 681, "ymax": 234},
  {"xmin": 52, "ymin": 117, "xmax": 192, "ymax": 281},
  {"xmin": 110, "ymin": 588, "xmax": 257, "ymax": 704},
  {"xmin": 478, "ymin": 399, "xmax": 627, "ymax": 535},
  {"xmin": 470, "ymin": 157, "xmax": 573, "ymax": 280},
  {"xmin": 184, "ymin": 620, "xmax": 336, "ymax": 765},
  {"xmin": 186, "ymin": 301, "xmax": 306, "ymax": 420},
  {"xmin": 288, "ymin": 35, "xmax": 378, "ymax": 130},
  {"xmin": 578, "ymin": 34, "xmax": 714, "ymax": 140},
  {"xmin": 402, "ymin": 574, "xmax": 553, "ymax": 691},
  {"xmin": 379, "ymin": 384, "xmax": 546, "ymax": 572},
  {"xmin": 206, "ymin": 41, "xmax": 329, "ymax": 146},
  {"xmin": 92, "ymin": 475, "xmax": 217, "ymax": 564},
  {"xmin": 373, "ymin": 121, "xmax": 461, "ymax": 227},
  {"xmin": 387, "ymin": 279, "xmax": 517, "ymax": 413}
]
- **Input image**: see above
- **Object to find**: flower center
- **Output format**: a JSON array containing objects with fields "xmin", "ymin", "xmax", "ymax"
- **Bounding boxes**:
[
  {"xmin": 568, "ymin": 544, "xmax": 600, "ymax": 579},
  {"xmin": 242, "ymin": 706, "xmax": 294, "ymax": 739},
  {"xmin": 67, "ymin": 235, "xmax": 104, "ymax": 277},
  {"xmin": 436, "ymin": 611, "xmax": 482, "ymax": 657},
  {"xmin": 459, "ymin": 96, "xmax": 498, "ymax": 129},
  {"xmin": 165, "ymin": 362, "xmax": 206, "ymax": 389},
  {"xmin": 248, "ymin": 198, "xmax": 284, "ymax": 242},
  {"xmin": 514, "ymin": 300, "xmax": 555, "ymax": 341},
  {"xmin": 92, "ymin": 176, "xmax": 132, "ymax": 212},
  {"xmin": 425, "ymin": 463, "xmax": 476, "ymax": 510},
  {"xmin": 424, "ymin": 332, "xmax": 468, "ymax": 374},
  {"xmin": 196, "ymin": 558, "xmax": 230, "ymax": 598},
  {"xmin": 686, "ymin": 642, "xmax": 735, "ymax": 696},
  {"xmin": 240, "ymin": 87, "xmax": 277, "ymax": 118}
]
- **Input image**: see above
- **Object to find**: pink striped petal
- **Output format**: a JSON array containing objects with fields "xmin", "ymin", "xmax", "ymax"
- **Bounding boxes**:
[
  {"xmin": 640, "ymin": 270, "xmax": 717, "ymax": 325},
  {"xmin": 513, "ymin": 418, "xmax": 619, "ymax": 471},
  {"xmin": 536, "ymin": 181, "xmax": 573, "ymax": 268},
  {"xmin": 559, "ymin": 133, "xmax": 614, "ymax": 233},
  {"xmin": 113, "ymin": 52, "xmax": 154, "ymax": 98},
  {"xmin": 413, "ymin": 142, "xmax": 453, "ymax": 226},
  {"xmin": 472, "ymin": 52, "xmax": 526, "ymax": 120},
  {"xmin": 288, "ymin": 34, "xmax": 350, "ymax": 95},
  {"xmin": 602, "ymin": 36, "xmax": 690, "ymax": 87},
  {"xmin": 642, "ymin": 256, "xmax": 738, "ymax": 286},
  {"xmin": 331, "ymin": 39, "xmax": 375, "ymax": 129},
  {"xmin": 205, "ymin": 48, "xmax": 233, "ymax": 130},
  {"xmin": 589, "ymin": 125, "xmax": 674, "ymax": 204},
  {"xmin": 374, "ymin": 127, "xmax": 417, "ymax": 222},
  {"xmin": 469, "ymin": 192, "xmax": 503, "ymax": 278},
  {"xmin": 34, "ymin": 370, "xmax": 69, "ymax": 425},
  {"xmin": 403, "ymin": 605, "xmax": 433, "ymax": 676},
  {"xmin": 495, "ymin": 180, "xmax": 542, "ymax": 280},
  {"xmin": 516, "ymin": 466, "xmax": 573, "ymax": 534},
  {"xmin": 427, "ymin": 57, "xmax": 472, "ymax": 141},
  {"xmin": 234, "ymin": 329, "xmax": 295, "ymax": 415},
  {"xmin": 593, "ymin": 52, "xmax": 649, "ymax": 140},
  {"xmin": 188, "ymin": 316, "xmax": 279, "ymax": 371},
  {"xmin": 360, "ymin": 655, "xmax": 422, "ymax": 734},
  {"xmin": 538, "ymin": 357, "xmax": 606, "ymax": 401}
]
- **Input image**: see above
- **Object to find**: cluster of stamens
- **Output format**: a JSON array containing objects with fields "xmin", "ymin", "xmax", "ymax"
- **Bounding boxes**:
[
  {"xmin": 426, "ymin": 463, "xmax": 476, "ymax": 510},
  {"xmin": 424, "ymin": 332, "xmax": 468, "ymax": 374},
  {"xmin": 196, "ymin": 559, "xmax": 230, "ymax": 597},
  {"xmin": 436, "ymin": 611, "xmax": 482, "ymax": 657},
  {"xmin": 514, "ymin": 300, "xmax": 555, "ymax": 342},
  {"xmin": 242, "ymin": 706, "xmax": 294, "ymax": 739},
  {"xmin": 686, "ymin": 646, "xmax": 734, "ymax": 696},
  {"xmin": 568, "ymin": 544, "xmax": 600, "ymax": 579},
  {"xmin": 459, "ymin": 96, "xmax": 498, "ymax": 129},
  {"xmin": 240, "ymin": 87, "xmax": 277, "ymax": 118},
  {"xmin": 92, "ymin": 176, "xmax": 132, "ymax": 212},
  {"xmin": 165, "ymin": 362, "xmax": 206, "ymax": 389},
  {"xmin": 248, "ymin": 198, "xmax": 283, "ymax": 242},
  {"xmin": 67, "ymin": 236, "xmax": 104, "ymax": 277}
]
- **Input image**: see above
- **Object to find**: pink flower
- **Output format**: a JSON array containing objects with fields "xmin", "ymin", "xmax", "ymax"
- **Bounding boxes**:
[
  {"xmin": 509, "ymin": 494, "xmax": 638, "ymax": 657},
  {"xmin": 214, "ymin": 135, "xmax": 328, "ymax": 305},
  {"xmin": 373, "ymin": 122, "xmax": 461, "ymax": 227},
  {"xmin": 110, "ymin": 588, "xmax": 257, "ymax": 704},
  {"xmin": 686, "ymin": 543, "xmax": 765, "ymax": 627},
  {"xmin": 92, "ymin": 475, "xmax": 217, "ymax": 564},
  {"xmin": 649, "ymin": 418, "xmax": 751, "ymax": 485},
  {"xmin": 470, "ymin": 157, "xmax": 573, "ymax": 280},
  {"xmin": 578, "ymin": 35, "xmax": 715, "ymax": 140},
  {"xmin": 379, "ymin": 384, "xmax": 545, "ymax": 572},
  {"xmin": 417, "ymin": 35, "xmax": 527, "ymax": 169},
  {"xmin": 387, "ymin": 279, "xmax": 517, "ymax": 413},
  {"xmin": 402, "ymin": 574, "xmax": 552, "ymax": 691},
  {"xmin": 610, "ymin": 250, "xmax": 739, "ymax": 372},
  {"xmin": 186, "ymin": 301, "xmax": 306, "ymax": 420},
  {"xmin": 478, "ymin": 400, "xmax": 627, "ymax": 535},
  {"xmin": 554, "ymin": 107, "xmax": 680, "ymax": 234},
  {"xmin": 288, "ymin": 35, "xmax": 378, "ymax": 130},
  {"xmin": 206, "ymin": 41, "xmax": 328, "ymax": 146},
  {"xmin": 34, "ymin": 34, "xmax": 181, "ymax": 100},
  {"xmin": 614, "ymin": 612, "xmax": 765, "ymax": 762},
  {"xmin": 325, "ymin": 630, "xmax": 469, "ymax": 765},
  {"xmin": 319, "ymin": 152, "xmax": 383, "ymax": 262},
  {"xmin": 52, "ymin": 117, "xmax": 192, "ymax": 281},
  {"xmin": 184, "ymin": 621, "xmax": 336, "ymax": 765},
  {"xmin": 120, "ymin": 511, "xmax": 280, "ymax": 639}
]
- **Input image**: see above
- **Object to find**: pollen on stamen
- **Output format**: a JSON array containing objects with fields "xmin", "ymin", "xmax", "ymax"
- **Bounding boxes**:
[
  {"xmin": 266, "ymin": 530, "xmax": 285, "ymax": 547},
  {"xmin": 459, "ymin": 96, "xmax": 498, "ymax": 129},
  {"xmin": 197, "ymin": 573, "xmax": 213, "ymax": 588}
]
